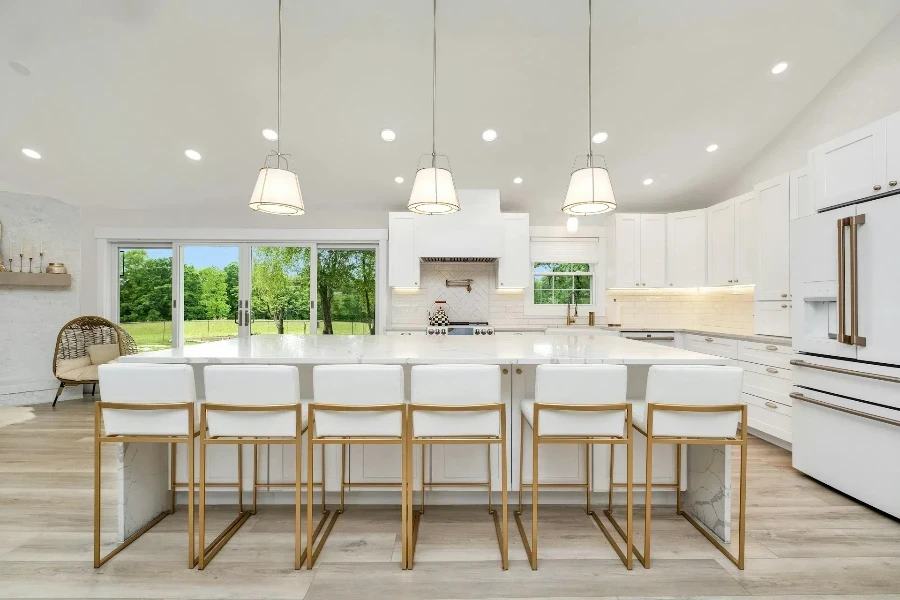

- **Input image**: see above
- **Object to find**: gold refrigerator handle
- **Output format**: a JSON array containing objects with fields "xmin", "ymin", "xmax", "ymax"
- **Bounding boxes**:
[
  {"xmin": 837, "ymin": 217, "xmax": 850, "ymax": 344},
  {"xmin": 850, "ymin": 214, "xmax": 867, "ymax": 348}
]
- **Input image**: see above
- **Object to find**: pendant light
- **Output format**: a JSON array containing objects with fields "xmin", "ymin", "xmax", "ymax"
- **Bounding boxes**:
[
  {"xmin": 408, "ymin": 0, "xmax": 460, "ymax": 215},
  {"xmin": 249, "ymin": 0, "xmax": 304, "ymax": 215},
  {"xmin": 562, "ymin": 0, "xmax": 617, "ymax": 216}
]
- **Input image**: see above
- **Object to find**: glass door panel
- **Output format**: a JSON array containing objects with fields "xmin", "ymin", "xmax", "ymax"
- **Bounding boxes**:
[
  {"xmin": 181, "ymin": 245, "xmax": 241, "ymax": 345},
  {"xmin": 250, "ymin": 245, "xmax": 314, "ymax": 335},
  {"xmin": 316, "ymin": 247, "xmax": 376, "ymax": 335},
  {"xmin": 117, "ymin": 246, "xmax": 173, "ymax": 351}
]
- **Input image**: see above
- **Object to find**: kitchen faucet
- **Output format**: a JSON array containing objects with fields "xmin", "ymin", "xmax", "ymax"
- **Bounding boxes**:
[{"xmin": 566, "ymin": 290, "xmax": 578, "ymax": 325}]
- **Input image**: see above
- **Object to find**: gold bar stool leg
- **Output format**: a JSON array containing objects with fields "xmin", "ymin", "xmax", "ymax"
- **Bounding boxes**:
[
  {"xmin": 306, "ymin": 415, "xmax": 314, "ymax": 569},
  {"xmin": 93, "ymin": 404, "xmax": 101, "ymax": 569},
  {"xmin": 585, "ymin": 443, "xmax": 591, "ymax": 514},
  {"xmin": 531, "ymin": 411, "xmax": 539, "ymax": 570},
  {"xmin": 237, "ymin": 443, "xmax": 243, "ymax": 513},
  {"xmin": 198, "ymin": 416, "xmax": 206, "ymax": 569},
  {"xmin": 252, "ymin": 445, "xmax": 259, "ymax": 515},
  {"xmin": 170, "ymin": 442, "xmax": 177, "ymax": 514},
  {"xmin": 294, "ymin": 413, "xmax": 302, "ymax": 569},
  {"xmin": 644, "ymin": 425, "xmax": 654, "ymax": 568},
  {"xmin": 500, "ymin": 408, "xmax": 509, "ymax": 570},
  {"xmin": 487, "ymin": 443, "xmax": 492, "ymax": 515}
]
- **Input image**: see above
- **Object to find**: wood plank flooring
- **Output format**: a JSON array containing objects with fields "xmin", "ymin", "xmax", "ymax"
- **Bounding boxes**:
[{"xmin": 2, "ymin": 398, "xmax": 900, "ymax": 599}]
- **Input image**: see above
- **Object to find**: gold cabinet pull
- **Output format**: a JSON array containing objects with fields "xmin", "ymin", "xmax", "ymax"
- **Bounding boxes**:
[
  {"xmin": 781, "ymin": 293, "xmax": 788, "ymax": 298},
  {"xmin": 515, "ymin": 368, "xmax": 522, "ymax": 375},
  {"xmin": 502, "ymin": 368, "xmax": 509, "ymax": 375},
  {"xmin": 850, "ymin": 214, "xmax": 866, "ymax": 347},
  {"xmin": 704, "ymin": 337, "xmax": 713, "ymax": 342},
  {"xmin": 873, "ymin": 185, "xmax": 882, "ymax": 191},
  {"xmin": 781, "ymin": 304, "xmax": 788, "ymax": 308},
  {"xmin": 766, "ymin": 367, "xmax": 778, "ymax": 374},
  {"xmin": 890, "ymin": 181, "xmax": 898, "ymax": 187},
  {"xmin": 764, "ymin": 401, "xmax": 778, "ymax": 409},
  {"xmin": 765, "ymin": 345, "xmax": 778, "ymax": 351}
]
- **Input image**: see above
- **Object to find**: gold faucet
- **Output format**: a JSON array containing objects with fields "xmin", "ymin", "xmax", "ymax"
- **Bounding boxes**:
[{"xmin": 566, "ymin": 291, "xmax": 578, "ymax": 325}]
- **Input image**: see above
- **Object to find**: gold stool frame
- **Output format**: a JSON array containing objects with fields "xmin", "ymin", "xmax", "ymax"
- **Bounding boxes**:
[
  {"xmin": 406, "ymin": 403, "xmax": 509, "ymax": 570},
  {"xmin": 606, "ymin": 403, "xmax": 748, "ymax": 569},
  {"xmin": 198, "ymin": 403, "xmax": 332, "ymax": 570},
  {"xmin": 514, "ymin": 403, "xmax": 634, "ymax": 570},
  {"xmin": 94, "ymin": 401, "xmax": 198, "ymax": 568},
  {"xmin": 306, "ymin": 403, "xmax": 409, "ymax": 569}
]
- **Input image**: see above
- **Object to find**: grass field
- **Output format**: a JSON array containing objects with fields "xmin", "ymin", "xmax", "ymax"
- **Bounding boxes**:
[{"xmin": 121, "ymin": 320, "xmax": 373, "ymax": 351}]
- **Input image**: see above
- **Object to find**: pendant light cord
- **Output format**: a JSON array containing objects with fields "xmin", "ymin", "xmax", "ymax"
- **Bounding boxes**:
[
  {"xmin": 587, "ymin": 0, "xmax": 592, "ymax": 161},
  {"xmin": 277, "ymin": 0, "xmax": 283, "ymax": 159},
  {"xmin": 432, "ymin": 0, "xmax": 437, "ymax": 166}
]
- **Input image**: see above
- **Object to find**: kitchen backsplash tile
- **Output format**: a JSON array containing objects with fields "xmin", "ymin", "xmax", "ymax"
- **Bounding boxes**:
[{"xmin": 390, "ymin": 264, "xmax": 755, "ymax": 333}]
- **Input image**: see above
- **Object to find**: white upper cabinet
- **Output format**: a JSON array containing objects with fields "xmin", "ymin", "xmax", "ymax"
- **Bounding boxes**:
[
  {"xmin": 388, "ymin": 212, "xmax": 419, "ymax": 288},
  {"xmin": 707, "ymin": 193, "xmax": 756, "ymax": 286},
  {"xmin": 754, "ymin": 174, "xmax": 791, "ymax": 301},
  {"xmin": 811, "ymin": 118, "xmax": 887, "ymax": 211},
  {"xmin": 734, "ymin": 192, "xmax": 757, "ymax": 285},
  {"xmin": 887, "ymin": 111, "xmax": 900, "ymax": 194},
  {"xmin": 607, "ymin": 213, "xmax": 665, "ymax": 287},
  {"xmin": 790, "ymin": 166, "xmax": 811, "ymax": 220},
  {"xmin": 666, "ymin": 209, "xmax": 707, "ymax": 287},
  {"xmin": 639, "ymin": 214, "xmax": 667, "ymax": 287},
  {"xmin": 497, "ymin": 213, "xmax": 530, "ymax": 289}
]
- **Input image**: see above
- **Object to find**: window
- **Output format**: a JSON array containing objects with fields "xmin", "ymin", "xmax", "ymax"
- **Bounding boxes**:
[{"xmin": 533, "ymin": 262, "xmax": 593, "ymax": 306}]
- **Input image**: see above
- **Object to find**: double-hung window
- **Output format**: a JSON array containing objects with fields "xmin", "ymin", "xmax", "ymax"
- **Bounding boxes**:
[
  {"xmin": 525, "ymin": 236, "xmax": 604, "ymax": 316},
  {"xmin": 533, "ymin": 263, "xmax": 593, "ymax": 305}
]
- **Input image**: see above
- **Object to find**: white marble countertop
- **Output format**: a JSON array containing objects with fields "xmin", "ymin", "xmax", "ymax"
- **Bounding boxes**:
[{"xmin": 119, "ymin": 334, "xmax": 731, "ymax": 366}]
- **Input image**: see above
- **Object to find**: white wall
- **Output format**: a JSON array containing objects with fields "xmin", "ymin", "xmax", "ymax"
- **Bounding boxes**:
[
  {"xmin": 725, "ymin": 14, "xmax": 900, "ymax": 196},
  {"xmin": 0, "ymin": 192, "xmax": 83, "ymax": 405}
]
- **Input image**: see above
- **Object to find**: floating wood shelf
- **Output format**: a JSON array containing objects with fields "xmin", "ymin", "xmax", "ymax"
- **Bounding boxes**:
[{"xmin": 0, "ymin": 272, "xmax": 72, "ymax": 287}]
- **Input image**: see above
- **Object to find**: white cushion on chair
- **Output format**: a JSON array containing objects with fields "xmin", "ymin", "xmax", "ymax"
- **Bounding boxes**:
[
  {"xmin": 524, "ymin": 364, "xmax": 628, "ymax": 437},
  {"xmin": 411, "ymin": 365, "xmax": 501, "ymax": 438},
  {"xmin": 643, "ymin": 365, "xmax": 743, "ymax": 438},
  {"xmin": 99, "ymin": 364, "xmax": 197, "ymax": 436},
  {"xmin": 312, "ymin": 365, "xmax": 404, "ymax": 438},
  {"xmin": 203, "ymin": 365, "xmax": 304, "ymax": 438}
]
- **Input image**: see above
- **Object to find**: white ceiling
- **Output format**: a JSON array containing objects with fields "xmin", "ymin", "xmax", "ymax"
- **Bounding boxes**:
[{"xmin": 2, "ymin": 0, "xmax": 899, "ymax": 224}]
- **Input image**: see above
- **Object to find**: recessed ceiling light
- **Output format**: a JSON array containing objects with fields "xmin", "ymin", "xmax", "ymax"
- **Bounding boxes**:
[
  {"xmin": 8, "ymin": 60, "xmax": 31, "ymax": 76},
  {"xmin": 771, "ymin": 61, "xmax": 788, "ymax": 75},
  {"xmin": 184, "ymin": 149, "xmax": 202, "ymax": 161},
  {"xmin": 21, "ymin": 148, "xmax": 41, "ymax": 159},
  {"xmin": 262, "ymin": 128, "xmax": 278, "ymax": 141},
  {"xmin": 381, "ymin": 128, "xmax": 396, "ymax": 142},
  {"xmin": 394, "ymin": 176, "xmax": 404, "ymax": 184},
  {"xmin": 513, "ymin": 177, "xmax": 523, "ymax": 184},
  {"xmin": 643, "ymin": 178, "xmax": 653, "ymax": 186},
  {"xmin": 482, "ymin": 129, "xmax": 498, "ymax": 142},
  {"xmin": 592, "ymin": 131, "xmax": 608, "ymax": 144},
  {"xmin": 706, "ymin": 144, "xmax": 719, "ymax": 153}
]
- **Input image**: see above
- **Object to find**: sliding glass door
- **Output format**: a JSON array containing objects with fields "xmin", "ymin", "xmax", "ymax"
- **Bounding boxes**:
[
  {"xmin": 116, "ymin": 245, "xmax": 173, "ymax": 352},
  {"xmin": 316, "ymin": 246, "xmax": 376, "ymax": 335},
  {"xmin": 250, "ymin": 245, "xmax": 315, "ymax": 335},
  {"xmin": 178, "ymin": 245, "xmax": 242, "ymax": 345}
]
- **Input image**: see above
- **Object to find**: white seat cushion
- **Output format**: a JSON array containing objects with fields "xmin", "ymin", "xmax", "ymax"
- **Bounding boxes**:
[
  {"xmin": 204, "ymin": 365, "xmax": 304, "ymax": 438},
  {"xmin": 56, "ymin": 356, "xmax": 91, "ymax": 378},
  {"xmin": 644, "ymin": 365, "xmax": 744, "ymax": 438},
  {"xmin": 313, "ymin": 365, "xmax": 404, "ymax": 438},
  {"xmin": 411, "ymin": 365, "xmax": 501, "ymax": 438},
  {"xmin": 99, "ymin": 364, "xmax": 197, "ymax": 437}
]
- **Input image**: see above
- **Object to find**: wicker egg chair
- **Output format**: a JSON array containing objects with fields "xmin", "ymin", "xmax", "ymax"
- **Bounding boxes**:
[{"xmin": 52, "ymin": 316, "xmax": 138, "ymax": 407}]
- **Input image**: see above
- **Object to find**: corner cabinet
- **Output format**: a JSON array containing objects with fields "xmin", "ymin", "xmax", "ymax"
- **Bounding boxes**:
[
  {"xmin": 706, "ymin": 192, "xmax": 756, "ymax": 286},
  {"xmin": 666, "ymin": 209, "xmax": 707, "ymax": 287},
  {"xmin": 497, "ymin": 213, "xmax": 530, "ymax": 289},
  {"xmin": 388, "ymin": 212, "xmax": 419, "ymax": 288},
  {"xmin": 607, "ymin": 213, "xmax": 666, "ymax": 288}
]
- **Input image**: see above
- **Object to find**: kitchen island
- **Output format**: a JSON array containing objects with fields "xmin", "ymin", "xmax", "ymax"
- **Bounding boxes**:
[{"xmin": 115, "ymin": 334, "xmax": 735, "ymax": 545}]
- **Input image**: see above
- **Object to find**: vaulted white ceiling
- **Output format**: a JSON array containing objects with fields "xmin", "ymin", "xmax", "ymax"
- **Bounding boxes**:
[{"xmin": 2, "ymin": 0, "xmax": 899, "ymax": 224}]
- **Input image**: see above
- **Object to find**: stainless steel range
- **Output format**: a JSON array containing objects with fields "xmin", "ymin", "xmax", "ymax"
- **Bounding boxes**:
[{"xmin": 425, "ymin": 321, "xmax": 494, "ymax": 336}]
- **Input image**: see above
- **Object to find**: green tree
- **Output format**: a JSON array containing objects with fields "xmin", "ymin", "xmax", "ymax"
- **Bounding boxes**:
[
  {"xmin": 316, "ymin": 250, "xmax": 354, "ymax": 335},
  {"xmin": 119, "ymin": 250, "xmax": 172, "ymax": 322},
  {"xmin": 199, "ymin": 267, "xmax": 229, "ymax": 319},
  {"xmin": 183, "ymin": 265, "xmax": 204, "ymax": 320},
  {"xmin": 224, "ymin": 261, "xmax": 239, "ymax": 317},
  {"xmin": 251, "ymin": 247, "xmax": 308, "ymax": 334}
]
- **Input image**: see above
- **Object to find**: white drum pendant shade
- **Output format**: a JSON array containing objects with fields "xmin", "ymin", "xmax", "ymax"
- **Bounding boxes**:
[
  {"xmin": 562, "ymin": 166, "xmax": 617, "ymax": 215},
  {"xmin": 249, "ymin": 167, "xmax": 305, "ymax": 215},
  {"xmin": 407, "ymin": 166, "xmax": 460, "ymax": 214}
]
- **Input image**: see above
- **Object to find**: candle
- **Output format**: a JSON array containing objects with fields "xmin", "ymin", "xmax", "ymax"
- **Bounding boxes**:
[{"xmin": 40, "ymin": 233, "xmax": 43, "ymax": 253}]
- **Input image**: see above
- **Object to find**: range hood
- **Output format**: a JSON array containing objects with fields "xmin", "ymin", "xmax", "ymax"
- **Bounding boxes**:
[{"xmin": 414, "ymin": 189, "xmax": 503, "ymax": 262}]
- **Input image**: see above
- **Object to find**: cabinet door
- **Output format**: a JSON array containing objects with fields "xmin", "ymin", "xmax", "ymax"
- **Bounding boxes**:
[
  {"xmin": 734, "ymin": 192, "xmax": 756, "ymax": 285},
  {"xmin": 755, "ymin": 301, "xmax": 791, "ymax": 337},
  {"xmin": 886, "ymin": 111, "xmax": 900, "ymax": 194},
  {"xmin": 639, "ymin": 214, "xmax": 666, "ymax": 287},
  {"xmin": 707, "ymin": 199, "xmax": 735, "ymax": 286},
  {"xmin": 613, "ymin": 214, "xmax": 641, "ymax": 288},
  {"xmin": 388, "ymin": 213, "xmax": 419, "ymax": 287},
  {"xmin": 497, "ymin": 213, "xmax": 530, "ymax": 289},
  {"xmin": 666, "ymin": 209, "xmax": 706, "ymax": 287},
  {"xmin": 812, "ymin": 119, "xmax": 887, "ymax": 211},
  {"xmin": 755, "ymin": 174, "xmax": 790, "ymax": 301}
]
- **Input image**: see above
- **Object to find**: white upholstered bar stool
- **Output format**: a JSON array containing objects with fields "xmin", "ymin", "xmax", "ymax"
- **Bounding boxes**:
[
  {"xmin": 515, "ymin": 364, "xmax": 633, "ymax": 570},
  {"xmin": 94, "ymin": 363, "xmax": 199, "ymax": 568},
  {"xmin": 407, "ymin": 364, "xmax": 508, "ymax": 570},
  {"xmin": 307, "ymin": 364, "xmax": 408, "ymax": 569},
  {"xmin": 199, "ymin": 365, "xmax": 330, "ymax": 569},
  {"xmin": 611, "ymin": 365, "xmax": 746, "ymax": 570}
]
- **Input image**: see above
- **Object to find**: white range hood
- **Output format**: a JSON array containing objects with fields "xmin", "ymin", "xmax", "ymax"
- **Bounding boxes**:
[{"xmin": 414, "ymin": 189, "xmax": 503, "ymax": 262}]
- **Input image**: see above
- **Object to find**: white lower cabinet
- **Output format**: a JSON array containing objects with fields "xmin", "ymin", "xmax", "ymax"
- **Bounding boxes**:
[{"xmin": 754, "ymin": 301, "xmax": 791, "ymax": 337}]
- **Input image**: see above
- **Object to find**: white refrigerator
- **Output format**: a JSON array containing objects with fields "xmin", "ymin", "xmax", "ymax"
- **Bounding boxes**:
[{"xmin": 791, "ymin": 194, "xmax": 900, "ymax": 517}]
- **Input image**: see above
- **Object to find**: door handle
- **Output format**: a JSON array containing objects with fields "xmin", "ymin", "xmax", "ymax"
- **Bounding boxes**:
[
  {"xmin": 790, "ymin": 392, "xmax": 900, "ymax": 428},
  {"xmin": 850, "ymin": 214, "xmax": 866, "ymax": 347},
  {"xmin": 837, "ymin": 217, "xmax": 851, "ymax": 344}
]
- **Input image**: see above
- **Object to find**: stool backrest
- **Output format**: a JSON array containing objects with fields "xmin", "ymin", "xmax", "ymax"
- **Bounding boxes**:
[
  {"xmin": 411, "ymin": 365, "xmax": 501, "ymax": 438},
  {"xmin": 645, "ymin": 365, "xmax": 743, "ymax": 438},
  {"xmin": 534, "ymin": 364, "xmax": 628, "ymax": 437},
  {"xmin": 99, "ymin": 363, "xmax": 196, "ymax": 436},
  {"xmin": 312, "ymin": 365, "xmax": 404, "ymax": 438},
  {"xmin": 204, "ymin": 365, "xmax": 301, "ymax": 438}
]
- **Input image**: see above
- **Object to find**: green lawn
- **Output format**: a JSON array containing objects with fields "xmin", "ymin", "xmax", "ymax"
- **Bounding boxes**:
[{"xmin": 121, "ymin": 320, "xmax": 373, "ymax": 352}]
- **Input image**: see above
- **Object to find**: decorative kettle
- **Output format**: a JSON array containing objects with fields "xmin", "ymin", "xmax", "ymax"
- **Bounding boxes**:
[{"xmin": 428, "ymin": 300, "xmax": 450, "ymax": 326}]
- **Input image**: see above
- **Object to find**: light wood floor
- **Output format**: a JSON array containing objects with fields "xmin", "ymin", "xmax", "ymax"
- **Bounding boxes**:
[{"xmin": 2, "ymin": 398, "xmax": 900, "ymax": 599}]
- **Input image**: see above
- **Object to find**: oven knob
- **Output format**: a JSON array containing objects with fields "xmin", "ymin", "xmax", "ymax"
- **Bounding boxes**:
[
  {"xmin": 441, "ymin": 328, "xmax": 447, "ymax": 335},
  {"xmin": 487, "ymin": 329, "xmax": 493, "ymax": 335},
  {"xmin": 475, "ymin": 329, "xmax": 480, "ymax": 335},
  {"xmin": 426, "ymin": 327, "xmax": 433, "ymax": 335}
]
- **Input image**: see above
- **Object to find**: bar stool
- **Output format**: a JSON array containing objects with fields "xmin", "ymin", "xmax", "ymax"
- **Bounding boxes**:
[
  {"xmin": 407, "ymin": 364, "xmax": 508, "ymax": 570},
  {"xmin": 515, "ymin": 364, "xmax": 633, "ymax": 570},
  {"xmin": 94, "ymin": 363, "xmax": 199, "ymax": 568},
  {"xmin": 307, "ymin": 364, "xmax": 408, "ymax": 569},
  {"xmin": 608, "ymin": 365, "xmax": 746, "ymax": 569},
  {"xmin": 199, "ymin": 365, "xmax": 331, "ymax": 569}
]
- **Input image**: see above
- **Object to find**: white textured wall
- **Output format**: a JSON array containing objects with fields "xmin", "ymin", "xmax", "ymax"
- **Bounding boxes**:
[
  {"xmin": 0, "ymin": 192, "xmax": 83, "ymax": 406},
  {"xmin": 725, "ymin": 15, "xmax": 900, "ymax": 196}
]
